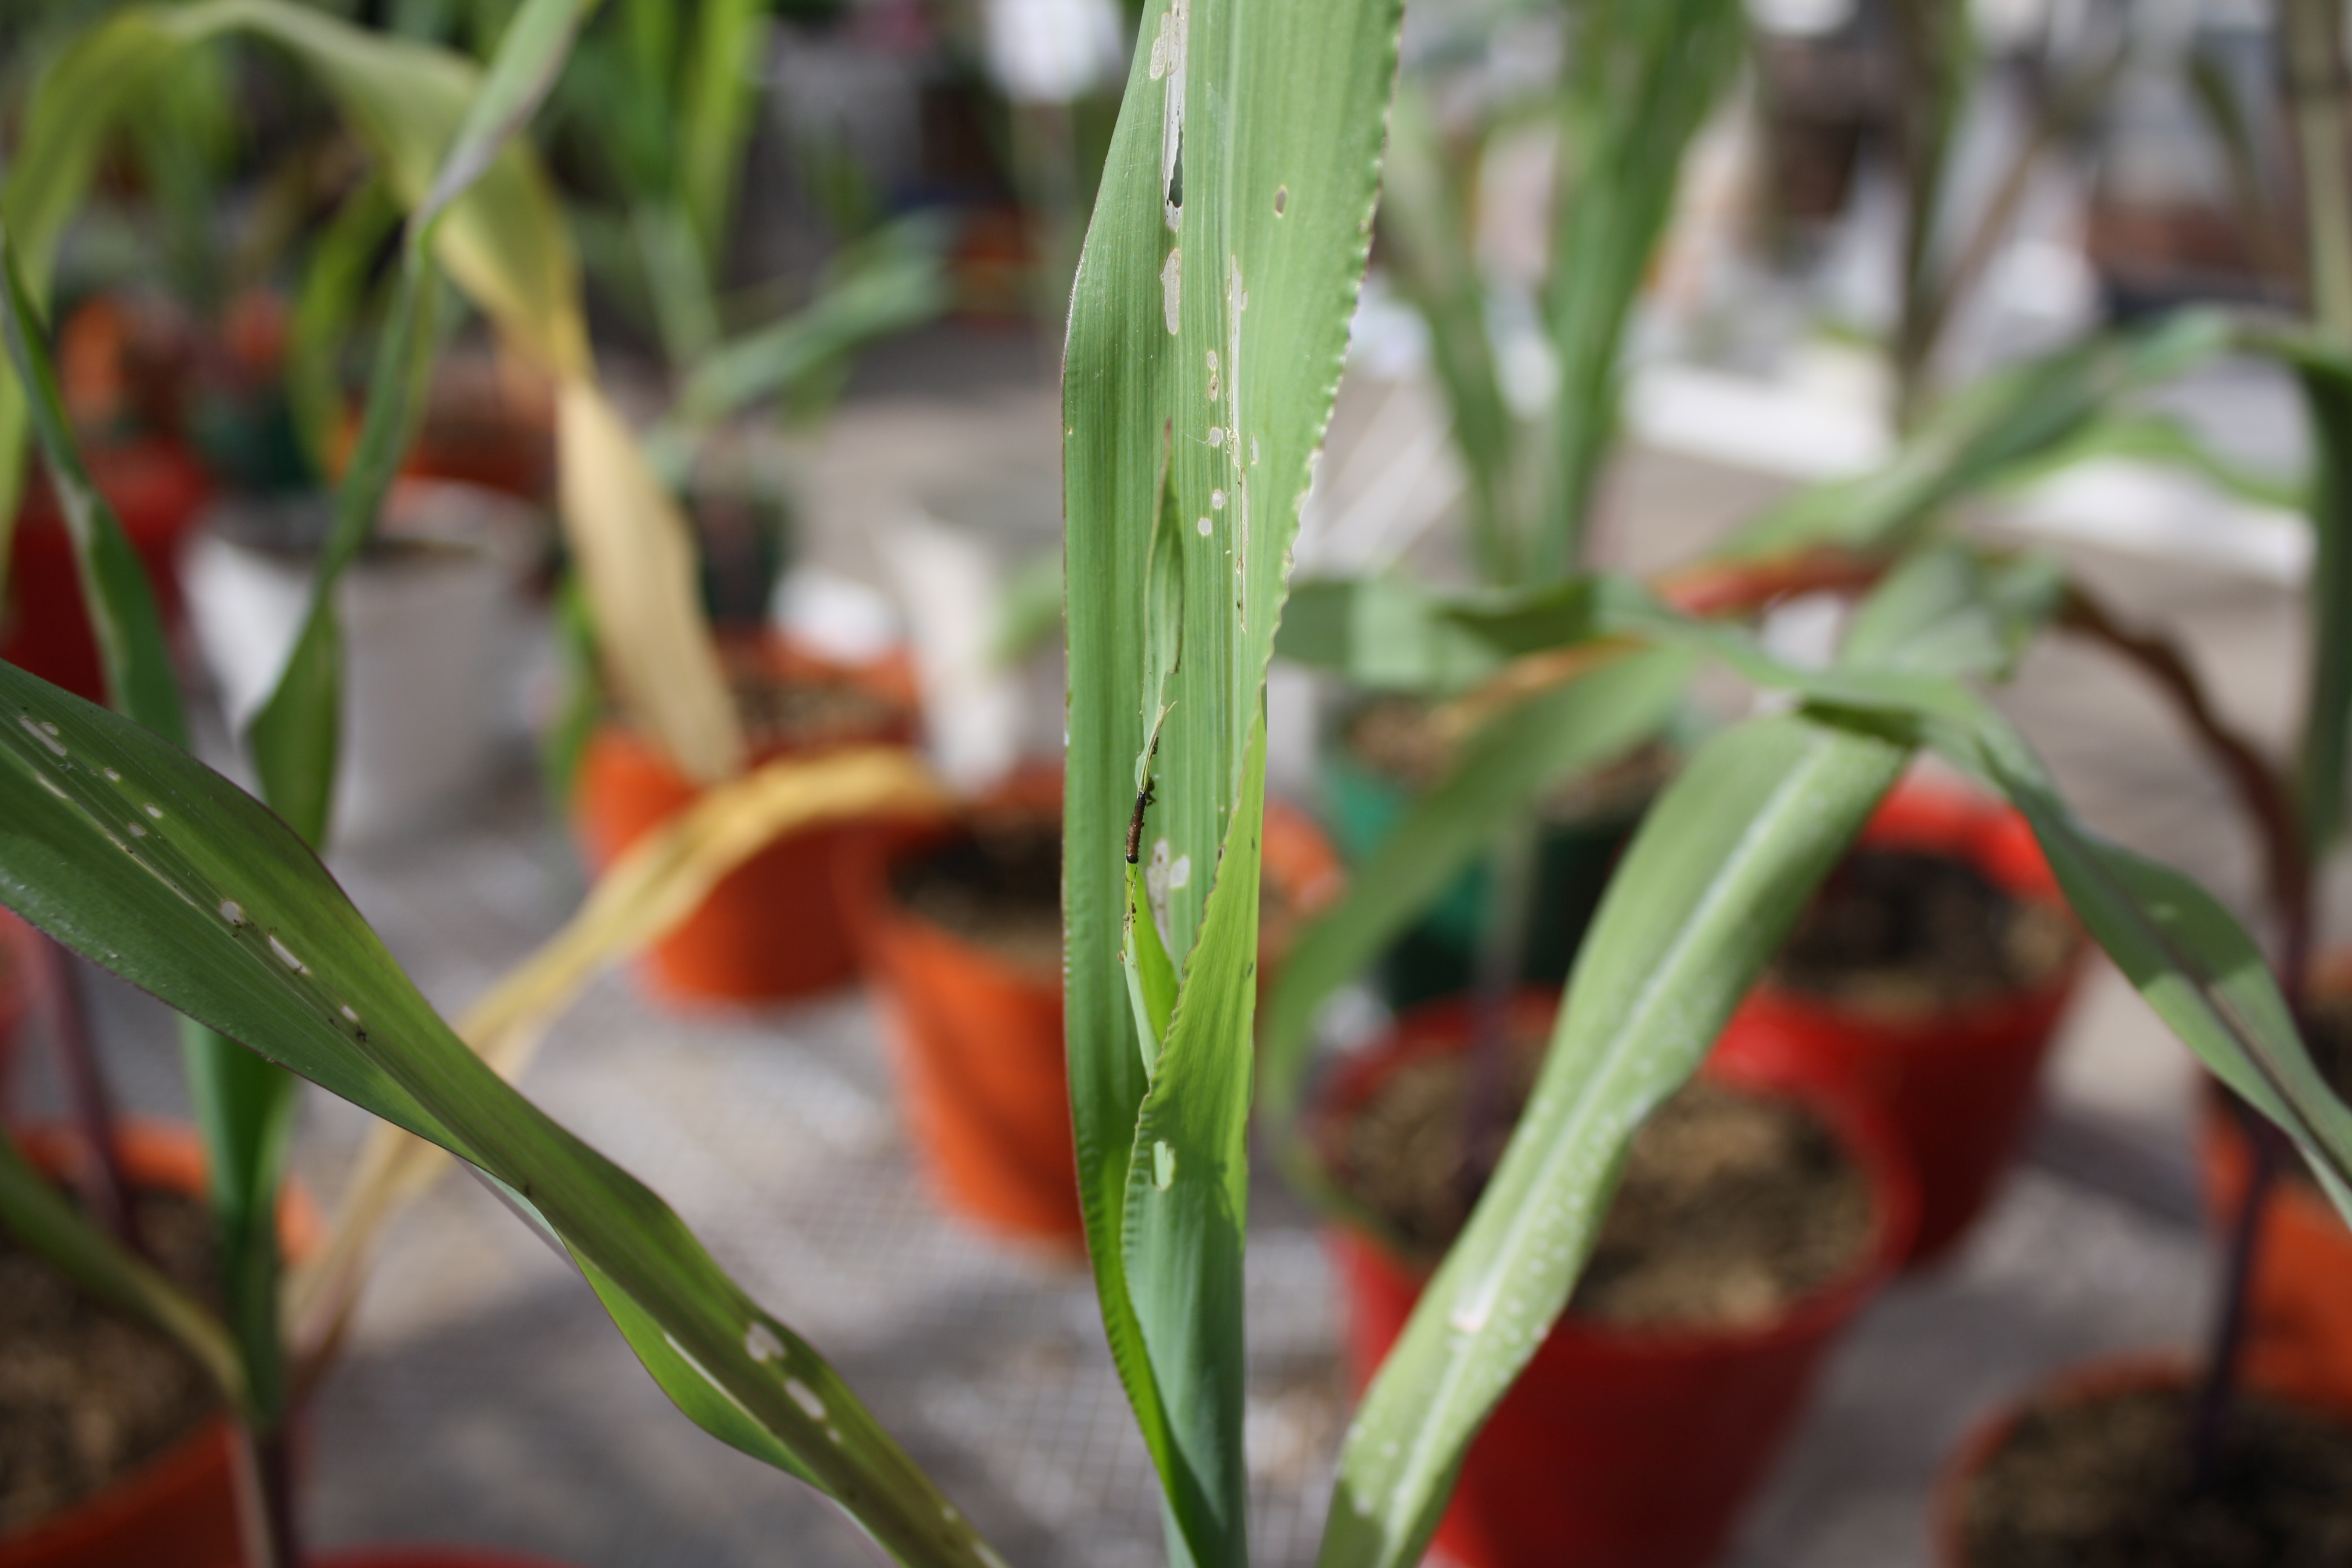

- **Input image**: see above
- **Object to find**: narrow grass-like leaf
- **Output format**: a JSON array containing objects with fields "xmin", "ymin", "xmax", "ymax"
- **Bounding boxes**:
[
  {"xmin": 1275, "ymin": 576, "xmax": 1598, "ymax": 694},
  {"xmin": 1534, "ymin": 0, "xmax": 1745, "ymax": 576},
  {"xmin": 1377, "ymin": 85, "xmax": 1515, "ymax": 581},
  {"xmin": 1726, "ymin": 312, "xmax": 2232, "ymax": 563},
  {"xmin": 0, "ymin": 668, "xmax": 993, "ymax": 1568},
  {"xmin": 1063, "ymin": 1, "xmax": 1402, "ymax": 1560},
  {"xmin": 0, "ymin": 213, "xmax": 305, "ymax": 1428},
  {"xmin": 1316, "ymin": 711, "xmax": 1909, "ymax": 1568},
  {"xmin": 1258, "ymin": 647, "xmax": 1696, "ymax": 1153},
  {"xmin": 0, "ymin": 230, "xmax": 185, "ymax": 746},
  {"xmin": 1947, "ymin": 713, "xmax": 2352, "ymax": 1202},
  {"xmin": 250, "ymin": 0, "xmax": 590, "ymax": 846},
  {"xmin": 2290, "ymin": 356, "xmax": 2352, "ymax": 846},
  {"xmin": 1121, "ymin": 720, "xmax": 1270, "ymax": 1567}
]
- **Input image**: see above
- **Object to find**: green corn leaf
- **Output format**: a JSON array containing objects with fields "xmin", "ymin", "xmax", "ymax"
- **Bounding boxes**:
[
  {"xmin": 1945, "ymin": 711, "xmax": 2352, "ymax": 1206},
  {"xmin": 1121, "ymin": 720, "xmax": 1269, "ymax": 1566},
  {"xmin": 1534, "ymin": 0, "xmax": 1746, "ymax": 577},
  {"xmin": 1275, "ymin": 575, "xmax": 1598, "ymax": 694},
  {"xmin": 1063, "ymin": 0, "xmax": 1402, "ymax": 1561},
  {"xmin": 1377, "ymin": 83, "xmax": 1515, "ymax": 582},
  {"xmin": 1258, "ymin": 646, "xmax": 1697, "ymax": 1160},
  {"xmin": 1727, "ymin": 311, "xmax": 2233, "ymax": 563},
  {"xmin": 249, "ymin": 0, "xmax": 592, "ymax": 849},
  {"xmin": 0, "ymin": 665, "xmax": 1001, "ymax": 1568},
  {"xmin": 2290, "ymin": 356, "xmax": 2352, "ymax": 848},
  {"xmin": 289, "ymin": 176, "xmax": 403, "ymax": 479},
  {"xmin": 1837, "ymin": 540, "xmax": 2067, "ymax": 682},
  {"xmin": 0, "ymin": 13, "xmax": 194, "ymax": 552},
  {"xmin": 1316, "ymin": 711, "xmax": 1909, "ymax": 1568},
  {"xmin": 0, "ymin": 234, "xmax": 185, "ymax": 747},
  {"xmin": 0, "ymin": 212, "xmax": 302, "ymax": 1429},
  {"xmin": 657, "ymin": 217, "xmax": 949, "ymax": 471},
  {"xmin": 679, "ymin": 0, "xmax": 771, "ymax": 261},
  {"xmin": 1586, "ymin": 555, "xmax": 2352, "ymax": 1215}
]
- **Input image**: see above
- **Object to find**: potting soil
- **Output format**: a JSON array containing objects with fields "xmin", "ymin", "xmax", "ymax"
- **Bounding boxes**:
[
  {"xmin": 0, "ymin": 1186, "xmax": 219, "ymax": 1538},
  {"xmin": 890, "ymin": 819, "xmax": 1064, "ymax": 975},
  {"xmin": 1336, "ymin": 1051, "xmax": 1874, "ymax": 1332},
  {"xmin": 725, "ymin": 662, "xmax": 904, "ymax": 755},
  {"xmin": 1769, "ymin": 849, "xmax": 2074, "ymax": 1014},
  {"xmin": 1959, "ymin": 1382, "xmax": 2352, "ymax": 1568}
]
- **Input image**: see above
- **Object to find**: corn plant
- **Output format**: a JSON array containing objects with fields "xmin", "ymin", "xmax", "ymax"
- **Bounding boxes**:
[{"xmin": 4, "ymin": 7, "xmax": 2348, "ymax": 1568}]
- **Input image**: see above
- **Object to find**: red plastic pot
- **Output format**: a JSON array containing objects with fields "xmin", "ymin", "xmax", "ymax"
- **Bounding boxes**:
[
  {"xmin": 572, "ymin": 638, "xmax": 920, "ymax": 1005},
  {"xmin": 1319, "ymin": 995, "xmax": 1918, "ymax": 1568},
  {"xmin": 1931, "ymin": 1357, "xmax": 2203, "ymax": 1567},
  {"xmin": 1716, "ymin": 773, "xmax": 2083, "ymax": 1265},
  {"xmin": 842, "ymin": 780, "xmax": 1344, "ymax": 1247},
  {"xmin": 0, "ymin": 1120, "xmax": 321, "ymax": 1568},
  {"xmin": 2, "ymin": 440, "xmax": 212, "ymax": 704}
]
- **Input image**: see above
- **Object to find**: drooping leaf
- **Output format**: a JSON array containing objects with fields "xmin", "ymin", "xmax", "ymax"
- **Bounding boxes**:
[{"xmin": 0, "ymin": 667, "xmax": 993, "ymax": 1568}]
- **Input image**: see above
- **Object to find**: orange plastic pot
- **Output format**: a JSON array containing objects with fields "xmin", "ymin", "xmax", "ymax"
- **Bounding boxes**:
[
  {"xmin": 1931, "ymin": 1357, "xmax": 2198, "ymax": 1568},
  {"xmin": 2, "ymin": 440, "xmax": 211, "ymax": 704},
  {"xmin": 0, "ymin": 1120, "xmax": 322, "ymax": 1568},
  {"xmin": 572, "ymin": 641, "xmax": 918, "ymax": 1005},
  {"xmin": 842, "ymin": 780, "xmax": 1344, "ymax": 1247},
  {"xmin": 1716, "ymin": 774, "xmax": 2083, "ymax": 1264},
  {"xmin": 1319, "ymin": 996, "xmax": 1917, "ymax": 1568}
]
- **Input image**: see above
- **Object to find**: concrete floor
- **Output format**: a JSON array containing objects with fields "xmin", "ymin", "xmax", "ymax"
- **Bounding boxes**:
[{"xmin": 16, "ymin": 324, "xmax": 2317, "ymax": 1566}]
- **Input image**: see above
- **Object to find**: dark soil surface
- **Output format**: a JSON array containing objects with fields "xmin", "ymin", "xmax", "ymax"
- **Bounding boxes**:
[
  {"xmin": 1959, "ymin": 1382, "xmax": 2352, "ymax": 1568},
  {"xmin": 1333, "ymin": 1044, "xmax": 1875, "ymax": 1333},
  {"xmin": 1344, "ymin": 697, "xmax": 1673, "ymax": 822},
  {"xmin": 722, "ymin": 645, "xmax": 903, "ymax": 757},
  {"xmin": 1769, "ymin": 848, "xmax": 2076, "ymax": 1015},
  {"xmin": 0, "ymin": 1185, "xmax": 220, "ymax": 1540},
  {"xmin": 891, "ymin": 817, "xmax": 1064, "ymax": 976}
]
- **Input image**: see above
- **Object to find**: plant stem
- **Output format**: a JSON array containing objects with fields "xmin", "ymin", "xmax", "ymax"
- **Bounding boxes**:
[
  {"xmin": 31, "ymin": 934, "xmax": 140, "ymax": 1257},
  {"xmin": 2187, "ymin": 1095, "xmax": 2281, "ymax": 1486},
  {"xmin": 1457, "ymin": 817, "xmax": 1540, "ymax": 1205},
  {"xmin": 229, "ymin": 1420, "xmax": 303, "ymax": 1568},
  {"xmin": 2058, "ymin": 583, "xmax": 2307, "ymax": 934}
]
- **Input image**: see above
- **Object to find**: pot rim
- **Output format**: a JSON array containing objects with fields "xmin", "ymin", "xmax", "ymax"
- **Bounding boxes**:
[
  {"xmin": 1754, "ymin": 770, "xmax": 2086, "ymax": 1028},
  {"xmin": 1931, "ymin": 1354, "xmax": 2197, "ymax": 1568},
  {"xmin": 1312, "ymin": 990, "xmax": 1920, "ymax": 1361}
]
